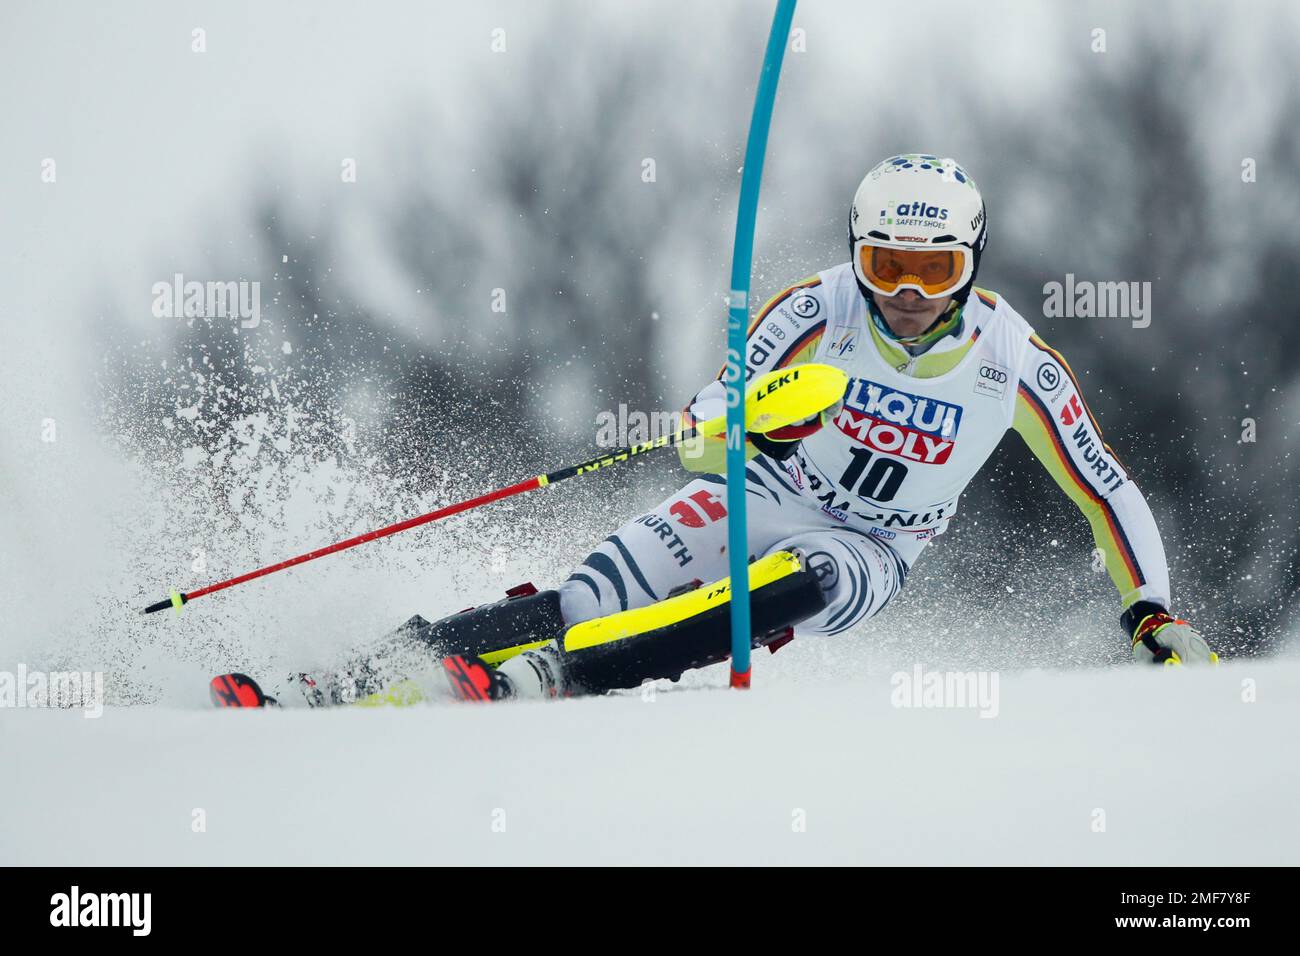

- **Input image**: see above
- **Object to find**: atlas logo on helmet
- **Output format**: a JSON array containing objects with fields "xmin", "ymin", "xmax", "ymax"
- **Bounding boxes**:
[{"xmin": 881, "ymin": 200, "xmax": 950, "ymax": 223}]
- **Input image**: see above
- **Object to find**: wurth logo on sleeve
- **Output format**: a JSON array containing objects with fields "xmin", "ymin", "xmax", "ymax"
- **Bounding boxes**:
[
  {"xmin": 667, "ymin": 489, "xmax": 727, "ymax": 528},
  {"xmin": 1070, "ymin": 421, "xmax": 1125, "ymax": 493},
  {"xmin": 632, "ymin": 488, "xmax": 729, "ymax": 568},
  {"xmin": 1059, "ymin": 393, "xmax": 1083, "ymax": 427},
  {"xmin": 835, "ymin": 378, "xmax": 963, "ymax": 464}
]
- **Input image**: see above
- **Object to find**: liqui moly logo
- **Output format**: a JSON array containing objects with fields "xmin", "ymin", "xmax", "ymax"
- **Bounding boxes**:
[{"xmin": 835, "ymin": 378, "xmax": 963, "ymax": 464}]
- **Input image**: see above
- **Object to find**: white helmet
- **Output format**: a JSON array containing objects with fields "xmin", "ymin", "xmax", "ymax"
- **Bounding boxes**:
[{"xmin": 848, "ymin": 154, "xmax": 988, "ymax": 307}]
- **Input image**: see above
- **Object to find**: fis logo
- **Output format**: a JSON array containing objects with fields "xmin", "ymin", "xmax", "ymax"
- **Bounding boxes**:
[
  {"xmin": 835, "ymin": 378, "xmax": 963, "ymax": 464},
  {"xmin": 880, "ymin": 200, "xmax": 949, "ymax": 225},
  {"xmin": 828, "ymin": 322, "xmax": 857, "ymax": 357}
]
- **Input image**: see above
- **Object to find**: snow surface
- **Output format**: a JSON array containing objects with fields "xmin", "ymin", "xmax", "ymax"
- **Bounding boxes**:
[{"xmin": 4, "ymin": 659, "xmax": 1295, "ymax": 866}]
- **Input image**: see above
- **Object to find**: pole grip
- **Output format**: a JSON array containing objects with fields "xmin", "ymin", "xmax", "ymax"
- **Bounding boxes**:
[{"xmin": 141, "ymin": 591, "xmax": 187, "ymax": 615}]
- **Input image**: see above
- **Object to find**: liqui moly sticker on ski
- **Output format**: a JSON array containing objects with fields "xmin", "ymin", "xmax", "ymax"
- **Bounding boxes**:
[{"xmin": 835, "ymin": 378, "xmax": 963, "ymax": 464}]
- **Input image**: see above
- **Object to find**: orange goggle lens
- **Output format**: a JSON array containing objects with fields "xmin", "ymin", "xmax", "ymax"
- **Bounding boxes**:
[{"xmin": 857, "ymin": 244, "xmax": 968, "ymax": 297}]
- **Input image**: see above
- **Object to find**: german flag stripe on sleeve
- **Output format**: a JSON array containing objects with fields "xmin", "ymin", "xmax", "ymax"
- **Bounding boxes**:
[
  {"xmin": 716, "ymin": 276, "xmax": 824, "ymax": 379},
  {"xmin": 1016, "ymin": 382, "xmax": 1145, "ymax": 591},
  {"xmin": 1027, "ymin": 334, "xmax": 1129, "ymax": 474},
  {"xmin": 775, "ymin": 320, "xmax": 828, "ymax": 369},
  {"xmin": 745, "ymin": 276, "xmax": 823, "ymax": 337}
]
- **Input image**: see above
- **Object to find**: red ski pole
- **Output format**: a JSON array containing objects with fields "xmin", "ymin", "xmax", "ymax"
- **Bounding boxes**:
[
  {"xmin": 141, "ymin": 475, "xmax": 543, "ymax": 614},
  {"xmin": 139, "ymin": 363, "xmax": 845, "ymax": 615}
]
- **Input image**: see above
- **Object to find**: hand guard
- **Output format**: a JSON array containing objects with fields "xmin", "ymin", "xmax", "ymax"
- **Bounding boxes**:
[
  {"xmin": 687, "ymin": 379, "xmax": 842, "ymax": 463},
  {"xmin": 1128, "ymin": 609, "xmax": 1219, "ymax": 666},
  {"xmin": 748, "ymin": 398, "xmax": 844, "ymax": 461}
]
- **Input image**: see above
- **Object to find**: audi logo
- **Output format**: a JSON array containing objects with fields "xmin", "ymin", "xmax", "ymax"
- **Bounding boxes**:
[{"xmin": 979, "ymin": 366, "xmax": 1007, "ymax": 383}]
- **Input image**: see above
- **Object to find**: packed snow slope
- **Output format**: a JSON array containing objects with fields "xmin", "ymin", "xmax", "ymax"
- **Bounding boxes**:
[{"xmin": 4, "ymin": 658, "xmax": 1295, "ymax": 866}]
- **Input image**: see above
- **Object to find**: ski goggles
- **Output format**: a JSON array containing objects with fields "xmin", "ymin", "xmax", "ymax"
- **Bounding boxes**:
[{"xmin": 853, "ymin": 239, "xmax": 973, "ymax": 299}]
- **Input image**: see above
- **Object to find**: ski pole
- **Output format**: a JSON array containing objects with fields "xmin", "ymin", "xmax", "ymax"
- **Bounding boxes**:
[{"xmin": 140, "ymin": 363, "xmax": 847, "ymax": 615}]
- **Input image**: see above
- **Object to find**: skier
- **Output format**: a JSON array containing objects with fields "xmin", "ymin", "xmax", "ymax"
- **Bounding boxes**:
[
  {"xmin": 212, "ymin": 153, "xmax": 1218, "ymax": 709},
  {"xmin": 425, "ymin": 152, "xmax": 1218, "ymax": 703}
]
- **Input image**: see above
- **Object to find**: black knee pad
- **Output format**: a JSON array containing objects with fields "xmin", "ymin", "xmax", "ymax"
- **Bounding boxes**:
[
  {"xmin": 402, "ymin": 585, "xmax": 566, "ymax": 660},
  {"xmin": 561, "ymin": 558, "xmax": 827, "ymax": 693}
]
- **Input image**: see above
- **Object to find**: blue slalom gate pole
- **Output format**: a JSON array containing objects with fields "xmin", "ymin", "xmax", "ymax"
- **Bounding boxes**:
[{"xmin": 725, "ymin": 0, "xmax": 797, "ymax": 689}]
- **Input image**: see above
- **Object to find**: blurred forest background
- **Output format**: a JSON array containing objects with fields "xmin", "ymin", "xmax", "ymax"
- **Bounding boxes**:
[{"xmin": 4, "ymin": 0, "xmax": 1298, "ymax": 676}]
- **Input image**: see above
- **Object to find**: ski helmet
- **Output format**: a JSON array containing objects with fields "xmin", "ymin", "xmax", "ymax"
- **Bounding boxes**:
[{"xmin": 848, "ymin": 154, "xmax": 988, "ymax": 318}]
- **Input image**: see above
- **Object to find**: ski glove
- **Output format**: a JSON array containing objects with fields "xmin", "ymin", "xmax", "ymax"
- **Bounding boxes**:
[{"xmin": 1124, "ymin": 603, "xmax": 1219, "ymax": 665}]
